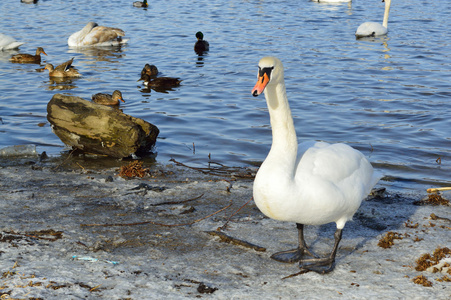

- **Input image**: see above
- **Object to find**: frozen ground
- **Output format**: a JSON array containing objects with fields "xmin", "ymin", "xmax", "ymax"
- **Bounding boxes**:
[{"xmin": 0, "ymin": 157, "xmax": 450, "ymax": 299}]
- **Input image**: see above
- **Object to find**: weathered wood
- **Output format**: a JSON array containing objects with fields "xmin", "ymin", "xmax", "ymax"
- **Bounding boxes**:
[{"xmin": 47, "ymin": 94, "xmax": 159, "ymax": 158}]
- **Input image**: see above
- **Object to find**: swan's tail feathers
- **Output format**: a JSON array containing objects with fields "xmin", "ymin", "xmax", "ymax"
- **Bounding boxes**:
[
  {"xmin": 3, "ymin": 42, "xmax": 24, "ymax": 50},
  {"xmin": 367, "ymin": 170, "xmax": 383, "ymax": 196}
]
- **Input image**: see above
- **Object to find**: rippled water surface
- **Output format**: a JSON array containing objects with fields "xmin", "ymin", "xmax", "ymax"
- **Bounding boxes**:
[{"xmin": 1, "ymin": 0, "xmax": 450, "ymax": 193}]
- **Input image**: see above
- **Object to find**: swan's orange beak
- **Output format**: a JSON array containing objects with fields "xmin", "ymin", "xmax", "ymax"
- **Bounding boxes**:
[{"xmin": 252, "ymin": 72, "xmax": 270, "ymax": 97}]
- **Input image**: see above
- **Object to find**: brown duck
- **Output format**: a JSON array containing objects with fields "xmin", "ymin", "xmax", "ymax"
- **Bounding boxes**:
[
  {"xmin": 10, "ymin": 47, "xmax": 47, "ymax": 63},
  {"xmin": 138, "ymin": 64, "xmax": 159, "ymax": 81},
  {"xmin": 92, "ymin": 90, "xmax": 125, "ymax": 106},
  {"xmin": 141, "ymin": 73, "xmax": 181, "ymax": 88},
  {"xmin": 44, "ymin": 57, "xmax": 82, "ymax": 78}
]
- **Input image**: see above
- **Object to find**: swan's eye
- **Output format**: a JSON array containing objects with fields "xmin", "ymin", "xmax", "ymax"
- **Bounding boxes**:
[{"xmin": 258, "ymin": 67, "xmax": 274, "ymax": 81}]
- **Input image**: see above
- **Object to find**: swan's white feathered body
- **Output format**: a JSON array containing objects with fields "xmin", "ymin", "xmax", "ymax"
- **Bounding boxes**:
[
  {"xmin": 355, "ymin": 0, "xmax": 391, "ymax": 38},
  {"xmin": 252, "ymin": 56, "xmax": 380, "ymax": 230},
  {"xmin": 255, "ymin": 140, "xmax": 378, "ymax": 229},
  {"xmin": 68, "ymin": 22, "xmax": 129, "ymax": 47},
  {"xmin": 0, "ymin": 33, "xmax": 24, "ymax": 51},
  {"xmin": 355, "ymin": 22, "xmax": 387, "ymax": 38}
]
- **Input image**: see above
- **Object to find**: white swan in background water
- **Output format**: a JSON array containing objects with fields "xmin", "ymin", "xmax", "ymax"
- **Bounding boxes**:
[
  {"xmin": 251, "ymin": 56, "xmax": 381, "ymax": 274},
  {"xmin": 0, "ymin": 33, "xmax": 24, "ymax": 51},
  {"xmin": 312, "ymin": 0, "xmax": 351, "ymax": 3},
  {"xmin": 355, "ymin": 0, "xmax": 392, "ymax": 38},
  {"xmin": 68, "ymin": 22, "xmax": 129, "ymax": 47}
]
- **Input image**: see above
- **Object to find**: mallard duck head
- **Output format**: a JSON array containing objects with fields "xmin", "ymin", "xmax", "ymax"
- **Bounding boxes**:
[{"xmin": 195, "ymin": 31, "xmax": 204, "ymax": 41}]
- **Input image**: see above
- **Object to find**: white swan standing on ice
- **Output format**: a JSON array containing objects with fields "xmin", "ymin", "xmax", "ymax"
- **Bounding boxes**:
[
  {"xmin": 0, "ymin": 33, "xmax": 24, "ymax": 51},
  {"xmin": 355, "ymin": 0, "xmax": 392, "ymax": 38},
  {"xmin": 68, "ymin": 22, "xmax": 129, "ymax": 47},
  {"xmin": 251, "ymin": 56, "xmax": 381, "ymax": 274}
]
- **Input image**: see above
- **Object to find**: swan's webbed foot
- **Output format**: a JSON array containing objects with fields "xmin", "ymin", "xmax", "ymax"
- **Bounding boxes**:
[
  {"xmin": 299, "ymin": 228, "xmax": 343, "ymax": 274},
  {"xmin": 270, "ymin": 223, "xmax": 318, "ymax": 263},
  {"xmin": 299, "ymin": 257, "xmax": 336, "ymax": 274},
  {"xmin": 270, "ymin": 247, "xmax": 318, "ymax": 263}
]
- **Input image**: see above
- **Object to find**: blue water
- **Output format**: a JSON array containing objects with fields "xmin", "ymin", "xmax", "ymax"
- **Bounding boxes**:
[{"xmin": 0, "ymin": 0, "xmax": 450, "ymax": 193}]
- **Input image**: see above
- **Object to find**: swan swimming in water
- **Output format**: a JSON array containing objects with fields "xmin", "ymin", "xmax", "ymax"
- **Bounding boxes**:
[
  {"xmin": 68, "ymin": 22, "xmax": 128, "ymax": 47},
  {"xmin": 312, "ymin": 0, "xmax": 351, "ymax": 3},
  {"xmin": 251, "ymin": 56, "xmax": 381, "ymax": 273},
  {"xmin": 0, "ymin": 33, "xmax": 24, "ymax": 51},
  {"xmin": 355, "ymin": 0, "xmax": 392, "ymax": 38}
]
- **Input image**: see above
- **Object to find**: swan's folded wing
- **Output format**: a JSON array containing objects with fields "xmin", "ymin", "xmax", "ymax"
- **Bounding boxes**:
[
  {"xmin": 296, "ymin": 142, "xmax": 378, "ymax": 199},
  {"xmin": 85, "ymin": 26, "xmax": 125, "ymax": 45}
]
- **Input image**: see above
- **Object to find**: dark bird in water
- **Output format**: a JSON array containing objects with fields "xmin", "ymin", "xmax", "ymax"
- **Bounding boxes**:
[
  {"xmin": 194, "ymin": 31, "xmax": 209, "ymax": 54},
  {"xmin": 138, "ymin": 64, "xmax": 159, "ymax": 81},
  {"xmin": 140, "ymin": 73, "xmax": 181, "ymax": 88},
  {"xmin": 133, "ymin": 0, "xmax": 148, "ymax": 7}
]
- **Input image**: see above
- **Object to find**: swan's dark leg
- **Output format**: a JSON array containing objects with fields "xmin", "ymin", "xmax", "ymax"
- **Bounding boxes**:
[
  {"xmin": 298, "ymin": 228, "xmax": 343, "ymax": 274},
  {"xmin": 271, "ymin": 223, "xmax": 318, "ymax": 263}
]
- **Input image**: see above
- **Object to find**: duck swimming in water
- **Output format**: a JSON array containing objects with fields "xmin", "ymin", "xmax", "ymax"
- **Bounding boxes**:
[
  {"xmin": 133, "ymin": 0, "xmax": 148, "ymax": 7},
  {"xmin": 251, "ymin": 56, "xmax": 381, "ymax": 274},
  {"xmin": 138, "ymin": 64, "xmax": 159, "ymax": 81},
  {"xmin": 92, "ymin": 90, "xmax": 125, "ymax": 106},
  {"xmin": 194, "ymin": 31, "xmax": 209, "ymax": 54},
  {"xmin": 44, "ymin": 57, "xmax": 82, "ymax": 78},
  {"xmin": 140, "ymin": 73, "xmax": 181, "ymax": 88},
  {"xmin": 10, "ymin": 47, "xmax": 47, "ymax": 63}
]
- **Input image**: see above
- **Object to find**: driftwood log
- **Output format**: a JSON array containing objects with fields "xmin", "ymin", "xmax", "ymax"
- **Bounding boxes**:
[{"xmin": 47, "ymin": 94, "xmax": 159, "ymax": 158}]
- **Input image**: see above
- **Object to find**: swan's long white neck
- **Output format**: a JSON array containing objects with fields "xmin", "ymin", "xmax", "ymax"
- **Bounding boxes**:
[
  {"xmin": 382, "ymin": 0, "xmax": 391, "ymax": 28},
  {"xmin": 263, "ymin": 79, "xmax": 298, "ymax": 175}
]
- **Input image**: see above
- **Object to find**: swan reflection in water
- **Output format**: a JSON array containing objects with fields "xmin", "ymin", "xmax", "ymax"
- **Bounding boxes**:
[{"xmin": 68, "ymin": 46, "xmax": 125, "ymax": 64}]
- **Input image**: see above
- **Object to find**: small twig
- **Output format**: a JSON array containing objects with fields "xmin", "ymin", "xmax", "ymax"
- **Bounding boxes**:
[
  {"xmin": 2, "ymin": 230, "xmax": 62, "ymax": 242},
  {"xmin": 169, "ymin": 158, "xmax": 254, "ymax": 179},
  {"xmin": 76, "ymin": 162, "xmax": 86, "ymax": 172},
  {"xmin": 205, "ymin": 231, "xmax": 266, "ymax": 252},
  {"xmin": 170, "ymin": 158, "xmax": 214, "ymax": 174},
  {"xmin": 24, "ymin": 234, "xmax": 59, "ymax": 241},
  {"xmin": 220, "ymin": 196, "xmax": 253, "ymax": 230},
  {"xmin": 89, "ymin": 284, "xmax": 102, "ymax": 292},
  {"xmin": 281, "ymin": 268, "xmax": 311, "ymax": 280},
  {"xmin": 76, "ymin": 241, "xmax": 89, "ymax": 249},
  {"xmin": 427, "ymin": 187, "xmax": 451, "ymax": 193},
  {"xmin": 222, "ymin": 179, "xmax": 232, "ymax": 193},
  {"xmin": 81, "ymin": 200, "xmax": 233, "ymax": 227},
  {"xmin": 430, "ymin": 213, "xmax": 451, "ymax": 223},
  {"xmin": 52, "ymin": 149, "xmax": 77, "ymax": 170},
  {"xmin": 149, "ymin": 193, "xmax": 204, "ymax": 206}
]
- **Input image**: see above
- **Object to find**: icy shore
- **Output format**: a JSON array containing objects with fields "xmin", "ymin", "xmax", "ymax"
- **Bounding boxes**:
[{"xmin": 0, "ymin": 158, "xmax": 450, "ymax": 299}]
